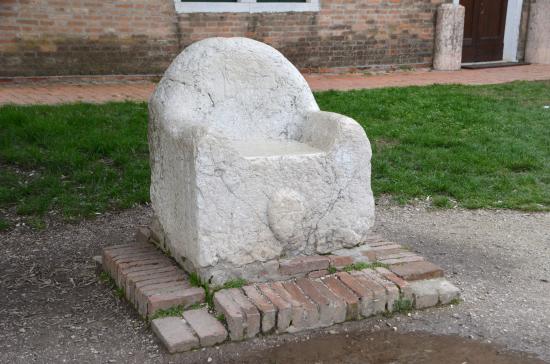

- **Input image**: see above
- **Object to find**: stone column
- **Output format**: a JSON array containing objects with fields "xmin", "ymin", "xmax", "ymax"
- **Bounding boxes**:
[
  {"xmin": 433, "ymin": 4, "xmax": 465, "ymax": 71},
  {"xmin": 526, "ymin": 0, "xmax": 550, "ymax": 64}
]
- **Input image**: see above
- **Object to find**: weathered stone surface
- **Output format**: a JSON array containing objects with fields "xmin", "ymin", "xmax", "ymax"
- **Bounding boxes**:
[
  {"xmin": 282, "ymin": 281, "xmax": 320, "ymax": 330},
  {"xmin": 361, "ymin": 244, "xmax": 402, "ymax": 261},
  {"xmin": 257, "ymin": 283, "xmax": 292, "ymax": 332},
  {"xmin": 271, "ymin": 282, "xmax": 314, "ymax": 332},
  {"xmin": 328, "ymin": 255, "xmax": 353, "ymax": 268},
  {"xmin": 433, "ymin": 4, "xmax": 465, "ymax": 71},
  {"xmin": 332, "ymin": 246, "xmax": 372, "ymax": 263},
  {"xmin": 409, "ymin": 278, "xmax": 459, "ymax": 309},
  {"xmin": 135, "ymin": 226, "xmax": 152, "ymax": 244},
  {"xmin": 182, "ymin": 309, "xmax": 227, "ymax": 347},
  {"xmin": 149, "ymin": 37, "xmax": 375, "ymax": 284},
  {"xmin": 296, "ymin": 278, "xmax": 334, "ymax": 326},
  {"xmin": 226, "ymin": 288, "xmax": 261, "ymax": 339},
  {"xmin": 375, "ymin": 267, "xmax": 413, "ymax": 301},
  {"xmin": 363, "ymin": 234, "xmax": 386, "ymax": 244},
  {"xmin": 365, "ymin": 240, "xmax": 397, "ymax": 248},
  {"xmin": 321, "ymin": 276, "xmax": 361, "ymax": 320},
  {"xmin": 525, "ymin": 0, "xmax": 550, "ymax": 64},
  {"xmin": 138, "ymin": 282, "xmax": 192, "ymax": 316},
  {"xmin": 279, "ymin": 256, "xmax": 330, "ymax": 276},
  {"xmin": 390, "ymin": 261, "xmax": 444, "ymax": 281},
  {"xmin": 101, "ymin": 244, "xmax": 153, "ymax": 279},
  {"xmin": 409, "ymin": 279, "xmax": 441, "ymax": 309},
  {"xmin": 101, "ymin": 244, "xmax": 205, "ymax": 318},
  {"xmin": 125, "ymin": 266, "xmax": 180, "ymax": 302},
  {"xmin": 435, "ymin": 279, "xmax": 461, "ymax": 304},
  {"xmin": 242, "ymin": 285, "xmax": 277, "ymax": 333},
  {"xmin": 131, "ymin": 271, "xmax": 186, "ymax": 303},
  {"xmin": 365, "ymin": 246, "xmax": 405, "ymax": 260},
  {"xmin": 115, "ymin": 255, "xmax": 169, "ymax": 287},
  {"xmin": 378, "ymin": 255, "xmax": 425, "ymax": 266},
  {"xmin": 307, "ymin": 269, "xmax": 330, "ymax": 279},
  {"xmin": 147, "ymin": 287, "xmax": 205, "ymax": 317},
  {"xmin": 361, "ymin": 269, "xmax": 399, "ymax": 312},
  {"xmin": 213, "ymin": 290, "xmax": 245, "ymax": 341},
  {"xmin": 309, "ymin": 279, "xmax": 347, "ymax": 324},
  {"xmin": 337, "ymin": 272, "xmax": 377, "ymax": 317},
  {"xmin": 151, "ymin": 317, "xmax": 199, "ymax": 353},
  {"xmin": 350, "ymin": 271, "xmax": 386, "ymax": 317}
]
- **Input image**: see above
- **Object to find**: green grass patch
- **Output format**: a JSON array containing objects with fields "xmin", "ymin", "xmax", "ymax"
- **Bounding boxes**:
[
  {"xmin": 384, "ymin": 297, "xmax": 414, "ymax": 317},
  {"xmin": 188, "ymin": 272, "xmax": 203, "ymax": 288},
  {"xmin": 1, "ymin": 81, "xmax": 549, "ymax": 227},
  {"xmin": 316, "ymin": 81, "xmax": 550, "ymax": 211},
  {"xmin": 188, "ymin": 272, "xmax": 215, "ymax": 308},
  {"xmin": 449, "ymin": 297, "xmax": 461, "ymax": 305},
  {"xmin": 393, "ymin": 297, "xmax": 413, "ymax": 313},
  {"xmin": 149, "ymin": 305, "xmax": 184, "ymax": 320},
  {"xmin": 0, "ymin": 102, "xmax": 149, "ymax": 227},
  {"xmin": 342, "ymin": 261, "xmax": 389, "ymax": 272},
  {"xmin": 431, "ymin": 195, "xmax": 454, "ymax": 209},
  {"xmin": 99, "ymin": 271, "xmax": 125, "ymax": 299},
  {"xmin": 221, "ymin": 278, "xmax": 247, "ymax": 290},
  {"xmin": 216, "ymin": 313, "xmax": 226, "ymax": 324},
  {"xmin": 188, "ymin": 272, "xmax": 247, "ymax": 309},
  {"xmin": 0, "ymin": 218, "xmax": 9, "ymax": 231}
]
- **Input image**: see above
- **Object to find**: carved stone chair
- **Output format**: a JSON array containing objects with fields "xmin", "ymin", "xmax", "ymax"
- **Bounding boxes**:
[{"xmin": 149, "ymin": 37, "xmax": 374, "ymax": 283}]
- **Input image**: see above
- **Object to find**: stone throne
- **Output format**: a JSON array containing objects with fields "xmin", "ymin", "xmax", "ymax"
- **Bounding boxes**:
[{"xmin": 148, "ymin": 37, "xmax": 375, "ymax": 284}]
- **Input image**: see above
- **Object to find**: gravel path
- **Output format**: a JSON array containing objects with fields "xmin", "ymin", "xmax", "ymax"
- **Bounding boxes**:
[
  {"xmin": 375, "ymin": 204, "xmax": 550, "ymax": 360},
  {"xmin": 0, "ymin": 204, "xmax": 548, "ymax": 363}
]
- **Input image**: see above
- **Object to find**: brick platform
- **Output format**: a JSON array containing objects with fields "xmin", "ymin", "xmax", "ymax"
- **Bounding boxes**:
[
  {"xmin": 100, "ymin": 234, "xmax": 460, "ymax": 353},
  {"xmin": 101, "ymin": 244, "xmax": 204, "ymax": 318}
]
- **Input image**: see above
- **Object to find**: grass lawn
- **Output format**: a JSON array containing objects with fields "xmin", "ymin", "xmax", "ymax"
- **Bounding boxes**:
[{"xmin": 1, "ymin": 81, "xmax": 549, "ymax": 229}]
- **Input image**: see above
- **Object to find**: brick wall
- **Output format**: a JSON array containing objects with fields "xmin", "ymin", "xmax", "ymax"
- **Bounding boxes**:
[
  {"xmin": 0, "ymin": 0, "xmax": 180, "ymax": 76},
  {"xmin": 1, "ymin": 0, "xmax": 444, "ymax": 77},
  {"xmin": 178, "ymin": 0, "xmax": 443, "ymax": 72}
]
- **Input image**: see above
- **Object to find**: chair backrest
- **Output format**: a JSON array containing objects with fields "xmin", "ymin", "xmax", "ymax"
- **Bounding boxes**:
[{"xmin": 151, "ymin": 37, "xmax": 319, "ymax": 140}]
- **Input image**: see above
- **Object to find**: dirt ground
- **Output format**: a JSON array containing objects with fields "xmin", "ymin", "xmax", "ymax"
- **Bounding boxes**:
[{"xmin": 0, "ymin": 203, "xmax": 548, "ymax": 364}]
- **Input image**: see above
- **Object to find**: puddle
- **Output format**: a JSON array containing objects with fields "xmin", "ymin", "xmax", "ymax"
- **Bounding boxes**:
[{"xmin": 227, "ymin": 331, "xmax": 545, "ymax": 364}]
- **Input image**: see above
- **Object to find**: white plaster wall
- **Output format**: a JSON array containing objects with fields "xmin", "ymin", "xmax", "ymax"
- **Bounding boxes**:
[
  {"xmin": 174, "ymin": 0, "xmax": 320, "ymax": 13},
  {"xmin": 503, "ymin": 0, "xmax": 524, "ymax": 61}
]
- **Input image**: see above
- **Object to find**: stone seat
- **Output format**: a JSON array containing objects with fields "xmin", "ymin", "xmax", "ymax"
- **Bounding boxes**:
[
  {"xmin": 229, "ymin": 139, "xmax": 324, "ymax": 159},
  {"xmin": 149, "ymin": 37, "xmax": 375, "ymax": 284}
]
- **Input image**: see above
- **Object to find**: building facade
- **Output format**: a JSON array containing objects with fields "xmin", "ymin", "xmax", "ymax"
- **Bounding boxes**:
[{"xmin": 0, "ymin": 0, "xmax": 536, "ymax": 77}]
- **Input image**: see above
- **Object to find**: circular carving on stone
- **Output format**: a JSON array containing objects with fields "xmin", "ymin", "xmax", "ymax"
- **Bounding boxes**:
[{"xmin": 268, "ymin": 189, "xmax": 306, "ymax": 247}]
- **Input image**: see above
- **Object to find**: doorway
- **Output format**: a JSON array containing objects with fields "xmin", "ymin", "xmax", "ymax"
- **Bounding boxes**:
[{"xmin": 460, "ymin": 0, "xmax": 509, "ymax": 62}]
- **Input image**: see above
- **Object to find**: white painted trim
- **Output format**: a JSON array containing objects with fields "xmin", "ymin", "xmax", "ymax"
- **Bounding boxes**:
[
  {"xmin": 503, "ymin": 0, "xmax": 523, "ymax": 61},
  {"xmin": 174, "ymin": 0, "xmax": 320, "ymax": 13}
]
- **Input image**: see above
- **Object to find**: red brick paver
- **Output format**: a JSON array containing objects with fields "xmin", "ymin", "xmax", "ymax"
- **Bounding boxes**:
[
  {"xmin": 306, "ymin": 64, "xmax": 550, "ymax": 91},
  {"xmin": 1, "ymin": 64, "xmax": 549, "ymax": 105}
]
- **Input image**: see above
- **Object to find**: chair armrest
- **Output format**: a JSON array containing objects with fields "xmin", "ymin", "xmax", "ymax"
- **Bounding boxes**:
[{"xmin": 301, "ymin": 111, "xmax": 371, "ymax": 156}]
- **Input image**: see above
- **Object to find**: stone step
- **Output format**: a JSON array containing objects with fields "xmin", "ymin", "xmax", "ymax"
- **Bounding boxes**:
[
  {"xmin": 389, "ymin": 261, "xmax": 444, "ymax": 281},
  {"xmin": 182, "ymin": 309, "xmax": 227, "ymax": 347},
  {"xmin": 151, "ymin": 308, "xmax": 229, "ymax": 353},
  {"xmin": 100, "ymin": 243, "xmax": 205, "ymax": 318},
  {"xmin": 242, "ymin": 285, "xmax": 277, "ymax": 333},
  {"xmin": 409, "ymin": 278, "xmax": 461, "ymax": 308},
  {"xmin": 151, "ymin": 317, "xmax": 199, "ymax": 354}
]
